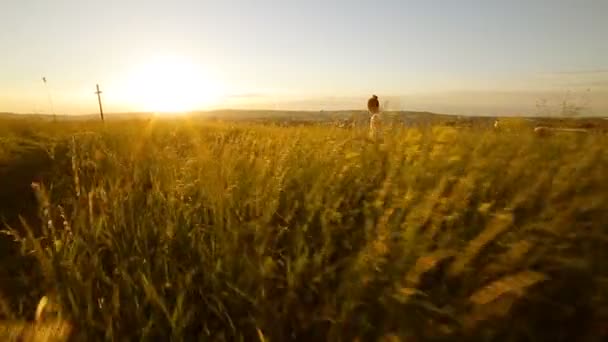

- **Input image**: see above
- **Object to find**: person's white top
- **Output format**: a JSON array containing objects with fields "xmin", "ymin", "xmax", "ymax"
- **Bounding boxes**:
[{"xmin": 370, "ymin": 112, "xmax": 382, "ymax": 138}]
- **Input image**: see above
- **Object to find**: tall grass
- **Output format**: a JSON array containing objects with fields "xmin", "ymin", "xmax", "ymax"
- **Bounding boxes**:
[{"xmin": 1, "ymin": 117, "xmax": 607, "ymax": 341}]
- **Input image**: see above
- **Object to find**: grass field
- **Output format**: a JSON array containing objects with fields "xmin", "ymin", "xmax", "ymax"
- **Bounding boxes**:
[{"xmin": 0, "ymin": 115, "xmax": 607, "ymax": 341}]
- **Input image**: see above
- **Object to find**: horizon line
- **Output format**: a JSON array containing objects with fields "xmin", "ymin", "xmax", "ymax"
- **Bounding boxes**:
[
  {"xmin": 3, "ymin": 110, "xmax": 607, "ymax": 119},
  {"xmin": 1, "ymin": 108, "xmax": 441, "ymax": 116}
]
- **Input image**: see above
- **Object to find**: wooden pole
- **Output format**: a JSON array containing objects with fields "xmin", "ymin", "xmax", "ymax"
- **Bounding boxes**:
[
  {"xmin": 42, "ymin": 77, "xmax": 56, "ymax": 122},
  {"xmin": 95, "ymin": 84, "xmax": 104, "ymax": 121}
]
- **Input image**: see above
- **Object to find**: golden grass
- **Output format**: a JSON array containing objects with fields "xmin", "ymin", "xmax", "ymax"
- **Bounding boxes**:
[{"xmin": 0, "ymin": 117, "xmax": 606, "ymax": 340}]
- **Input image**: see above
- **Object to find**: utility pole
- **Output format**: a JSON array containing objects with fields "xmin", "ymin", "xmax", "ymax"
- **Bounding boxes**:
[
  {"xmin": 42, "ymin": 77, "xmax": 56, "ymax": 122},
  {"xmin": 95, "ymin": 84, "xmax": 104, "ymax": 121}
]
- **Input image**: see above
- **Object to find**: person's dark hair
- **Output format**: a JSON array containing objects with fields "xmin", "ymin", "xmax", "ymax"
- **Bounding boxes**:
[{"xmin": 368, "ymin": 95, "xmax": 379, "ymax": 114}]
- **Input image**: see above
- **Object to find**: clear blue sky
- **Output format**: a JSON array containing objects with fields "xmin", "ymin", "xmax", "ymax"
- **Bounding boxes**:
[{"xmin": 1, "ymin": 0, "xmax": 607, "ymax": 115}]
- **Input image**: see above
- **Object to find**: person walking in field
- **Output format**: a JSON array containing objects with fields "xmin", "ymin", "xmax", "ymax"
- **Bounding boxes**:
[{"xmin": 368, "ymin": 94, "xmax": 382, "ymax": 140}]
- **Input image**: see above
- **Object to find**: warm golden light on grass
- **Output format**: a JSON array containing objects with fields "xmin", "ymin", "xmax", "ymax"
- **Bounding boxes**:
[
  {"xmin": 0, "ymin": 116, "xmax": 607, "ymax": 340},
  {"xmin": 121, "ymin": 56, "xmax": 224, "ymax": 113}
]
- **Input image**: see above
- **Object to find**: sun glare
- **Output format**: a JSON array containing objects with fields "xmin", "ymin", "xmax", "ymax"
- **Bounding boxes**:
[{"xmin": 122, "ymin": 56, "xmax": 223, "ymax": 113}]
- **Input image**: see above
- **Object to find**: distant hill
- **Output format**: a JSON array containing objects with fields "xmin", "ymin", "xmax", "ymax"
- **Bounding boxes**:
[
  {"xmin": 193, "ymin": 109, "xmax": 455, "ymax": 123},
  {"xmin": 0, "ymin": 112, "xmax": 154, "ymax": 121},
  {"xmin": 2, "ymin": 110, "xmax": 607, "ymax": 126}
]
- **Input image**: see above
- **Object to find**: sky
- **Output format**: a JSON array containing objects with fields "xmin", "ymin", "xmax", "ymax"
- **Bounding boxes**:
[{"xmin": 1, "ymin": 0, "xmax": 607, "ymax": 116}]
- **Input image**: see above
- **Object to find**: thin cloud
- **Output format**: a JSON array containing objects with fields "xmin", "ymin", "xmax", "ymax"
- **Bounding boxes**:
[
  {"xmin": 225, "ymin": 93, "xmax": 266, "ymax": 99},
  {"xmin": 546, "ymin": 69, "xmax": 608, "ymax": 75}
]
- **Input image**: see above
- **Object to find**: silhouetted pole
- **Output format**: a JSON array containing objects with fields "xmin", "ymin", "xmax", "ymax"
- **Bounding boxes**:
[
  {"xmin": 95, "ymin": 84, "xmax": 104, "ymax": 121},
  {"xmin": 42, "ymin": 76, "xmax": 56, "ymax": 122}
]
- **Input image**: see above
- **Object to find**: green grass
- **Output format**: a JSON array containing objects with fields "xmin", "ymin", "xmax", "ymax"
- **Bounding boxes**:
[{"xmin": 1, "ymin": 117, "xmax": 607, "ymax": 341}]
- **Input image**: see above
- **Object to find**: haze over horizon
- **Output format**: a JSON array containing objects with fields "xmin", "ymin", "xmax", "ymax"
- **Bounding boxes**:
[{"xmin": 1, "ymin": 0, "xmax": 607, "ymax": 116}]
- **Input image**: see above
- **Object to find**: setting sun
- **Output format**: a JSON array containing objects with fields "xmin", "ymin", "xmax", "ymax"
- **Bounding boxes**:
[{"xmin": 120, "ymin": 56, "xmax": 223, "ymax": 113}]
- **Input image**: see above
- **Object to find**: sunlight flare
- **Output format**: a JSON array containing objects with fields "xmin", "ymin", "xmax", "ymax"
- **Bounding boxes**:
[{"xmin": 120, "ymin": 55, "xmax": 224, "ymax": 113}]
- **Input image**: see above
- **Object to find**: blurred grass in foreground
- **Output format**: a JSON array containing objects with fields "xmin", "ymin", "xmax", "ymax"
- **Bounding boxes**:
[{"xmin": 0, "ymin": 117, "xmax": 607, "ymax": 341}]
